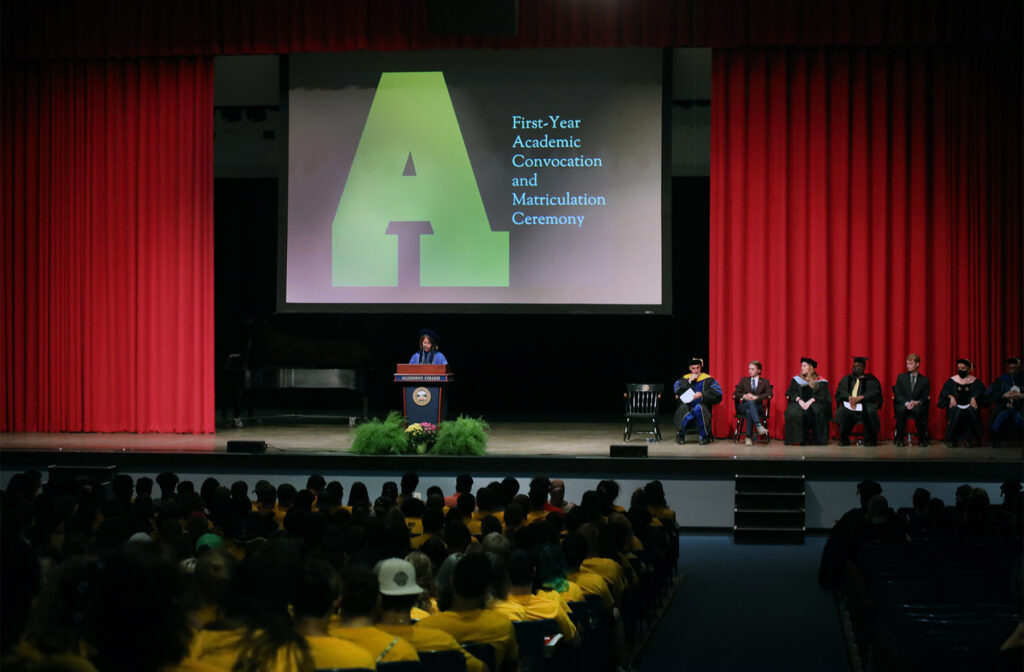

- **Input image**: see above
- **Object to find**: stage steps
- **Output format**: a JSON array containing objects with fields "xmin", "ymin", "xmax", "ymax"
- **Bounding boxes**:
[{"xmin": 733, "ymin": 474, "xmax": 806, "ymax": 543}]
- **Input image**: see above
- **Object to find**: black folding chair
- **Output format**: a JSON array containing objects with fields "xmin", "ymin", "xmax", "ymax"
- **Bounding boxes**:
[{"xmin": 417, "ymin": 649, "xmax": 467, "ymax": 672}]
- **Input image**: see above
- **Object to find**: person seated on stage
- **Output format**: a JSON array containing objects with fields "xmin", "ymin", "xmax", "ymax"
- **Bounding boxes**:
[
  {"xmin": 673, "ymin": 357, "xmax": 724, "ymax": 445},
  {"xmin": 938, "ymin": 358, "xmax": 986, "ymax": 447},
  {"xmin": 733, "ymin": 359, "xmax": 773, "ymax": 446},
  {"xmin": 327, "ymin": 564, "xmax": 420, "ymax": 664},
  {"xmin": 416, "ymin": 553, "xmax": 520, "ymax": 672},
  {"xmin": 293, "ymin": 559, "xmax": 376, "ymax": 671},
  {"xmin": 894, "ymin": 353, "xmax": 931, "ymax": 446},
  {"xmin": 373, "ymin": 558, "xmax": 488, "ymax": 672},
  {"xmin": 984, "ymin": 356, "xmax": 1024, "ymax": 446},
  {"xmin": 835, "ymin": 357, "xmax": 884, "ymax": 447},
  {"xmin": 409, "ymin": 328, "xmax": 448, "ymax": 365},
  {"xmin": 784, "ymin": 357, "xmax": 833, "ymax": 445}
]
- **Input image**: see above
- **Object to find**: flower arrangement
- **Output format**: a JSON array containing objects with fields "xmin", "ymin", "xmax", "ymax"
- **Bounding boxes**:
[
  {"xmin": 405, "ymin": 422, "xmax": 438, "ymax": 454},
  {"xmin": 349, "ymin": 413, "xmax": 488, "ymax": 456}
]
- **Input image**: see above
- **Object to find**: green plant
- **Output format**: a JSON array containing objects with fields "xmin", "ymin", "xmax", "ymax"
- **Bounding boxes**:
[
  {"xmin": 431, "ymin": 416, "xmax": 489, "ymax": 456},
  {"xmin": 350, "ymin": 411, "xmax": 409, "ymax": 455}
]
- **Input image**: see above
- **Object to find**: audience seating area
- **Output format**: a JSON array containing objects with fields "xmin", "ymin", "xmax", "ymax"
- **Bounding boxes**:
[
  {"xmin": 822, "ymin": 482, "xmax": 1023, "ymax": 672},
  {"xmin": 0, "ymin": 470, "xmax": 682, "ymax": 672}
]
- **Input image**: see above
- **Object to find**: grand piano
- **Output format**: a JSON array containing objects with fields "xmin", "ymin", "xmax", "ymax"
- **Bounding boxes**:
[{"xmin": 226, "ymin": 327, "xmax": 374, "ymax": 426}]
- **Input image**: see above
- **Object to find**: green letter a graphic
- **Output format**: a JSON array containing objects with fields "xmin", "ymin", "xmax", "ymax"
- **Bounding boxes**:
[{"xmin": 332, "ymin": 72, "xmax": 509, "ymax": 287}]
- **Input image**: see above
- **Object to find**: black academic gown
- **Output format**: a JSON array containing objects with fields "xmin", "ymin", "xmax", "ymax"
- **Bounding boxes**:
[
  {"xmin": 784, "ymin": 377, "xmax": 833, "ymax": 445},
  {"xmin": 834, "ymin": 373, "xmax": 884, "ymax": 443},
  {"xmin": 937, "ymin": 376, "xmax": 986, "ymax": 444}
]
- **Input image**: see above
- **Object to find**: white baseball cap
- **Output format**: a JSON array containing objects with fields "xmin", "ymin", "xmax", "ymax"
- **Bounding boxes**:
[{"xmin": 375, "ymin": 558, "xmax": 424, "ymax": 596}]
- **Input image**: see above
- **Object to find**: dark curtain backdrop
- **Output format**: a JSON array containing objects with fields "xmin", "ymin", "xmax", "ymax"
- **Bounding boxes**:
[
  {"xmin": 1, "ymin": 59, "xmax": 215, "ymax": 432},
  {"xmin": 709, "ymin": 46, "xmax": 1022, "ymax": 440},
  {"xmin": 3, "ymin": 0, "xmax": 1018, "ymax": 59}
]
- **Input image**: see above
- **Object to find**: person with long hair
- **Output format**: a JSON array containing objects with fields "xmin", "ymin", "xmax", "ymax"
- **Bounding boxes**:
[
  {"xmin": 190, "ymin": 538, "xmax": 315, "ymax": 672},
  {"xmin": 783, "ymin": 357, "xmax": 833, "ymax": 445}
]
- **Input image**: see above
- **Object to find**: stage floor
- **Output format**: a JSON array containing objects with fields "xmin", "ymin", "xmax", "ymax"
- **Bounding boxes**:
[{"xmin": 1, "ymin": 422, "xmax": 1021, "ymax": 462}]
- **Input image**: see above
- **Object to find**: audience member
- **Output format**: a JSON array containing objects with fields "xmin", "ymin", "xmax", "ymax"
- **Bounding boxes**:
[
  {"xmin": 327, "ymin": 564, "xmax": 420, "ymax": 663},
  {"xmin": 374, "ymin": 558, "xmax": 487, "ymax": 672},
  {"xmin": 417, "ymin": 553, "xmax": 520, "ymax": 672}
]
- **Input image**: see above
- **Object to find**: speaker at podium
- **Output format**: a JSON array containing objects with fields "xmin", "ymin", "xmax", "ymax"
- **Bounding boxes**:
[{"xmin": 394, "ymin": 364, "xmax": 453, "ymax": 425}]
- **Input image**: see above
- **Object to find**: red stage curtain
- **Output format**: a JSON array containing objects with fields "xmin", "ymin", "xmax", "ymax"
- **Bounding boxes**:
[
  {"xmin": 709, "ymin": 46, "xmax": 1022, "ymax": 441},
  {"xmin": 1, "ymin": 58, "xmax": 215, "ymax": 433}
]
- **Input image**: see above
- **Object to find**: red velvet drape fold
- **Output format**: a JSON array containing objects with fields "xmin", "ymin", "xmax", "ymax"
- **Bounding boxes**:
[
  {"xmin": 1, "ymin": 59, "xmax": 215, "ymax": 432},
  {"xmin": 709, "ymin": 46, "xmax": 1022, "ymax": 440}
]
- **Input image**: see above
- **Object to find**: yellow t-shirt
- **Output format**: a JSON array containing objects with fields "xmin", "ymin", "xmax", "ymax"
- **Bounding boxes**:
[
  {"xmin": 647, "ymin": 505, "xmax": 676, "ymax": 525},
  {"xmin": 189, "ymin": 628, "xmax": 309, "ymax": 671},
  {"xmin": 539, "ymin": 582, "xmax": 585, "ymax": 606},
  {"xmin": 304, "ymin": 635, "xmax": 375, "ymax": 670},
  {"xmin": 567, "ymin": 569, "xmax": 615, "ymax": 610},
  {"xmin": 410, "ymin": 597, "xmax": 439, "ymax": 621},
  {"xmin": 581, "ymin": 558, "xmax": 626, "ymax": 599},
  {"xmin": 406, "ymin": 516, "xmax": 424, "ymax": 536},
  {"xmin": 377, "ymin": 624, "xmax": 487, "ymax": 672},
  {"xmin": 525, "ymin": 509, "xmax": 549, "ymax": 523},
  {"xmin": 410, "ymin": 532, "xmax": 439, "ymax": 550},
  {"xmin": 487, "ymin": 597, "xmax": 528, "ymax": 621},
  {"xmin": 508, "ymin": 593, "xmax": 577, "ymax": 640},
  {"xmin": 416, "ymin": 609, "xmax": 518, "ymax": 669},
  {"xmin": 326, "ymin": 624, "xmax": 419, "ymax": 663}
]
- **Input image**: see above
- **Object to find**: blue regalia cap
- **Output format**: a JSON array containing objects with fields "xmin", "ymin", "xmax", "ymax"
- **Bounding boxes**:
[
  {"xmin": 800, "ymin": 357, "xmax": 817, "ymax": 368},
  {"xmin": 419, "ymin": 328, "xmax": 439, "ymax": 343},
  {"xmin": 852, "ymin": 356, "xmax": 867, "ymax": 365},
  {"xmin": 688, "ymin": 357, "xmax": 704, "ymax": 368},
  {"xmin": 956, "ymin": 358, "xmax": 973, "ymax": 369}
]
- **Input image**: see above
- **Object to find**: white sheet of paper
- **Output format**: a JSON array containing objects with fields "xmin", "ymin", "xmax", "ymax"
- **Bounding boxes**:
[
  {"xmin": 843, "ymin": 401, "xmax": 863, "ymax": 412},
  {"xmin": 956, "ymin": 403, "xmax": 971, "ymax": 409},
  {"xmin": 680, "ymin": 389, "xmax": 696, "ymax": 404}
]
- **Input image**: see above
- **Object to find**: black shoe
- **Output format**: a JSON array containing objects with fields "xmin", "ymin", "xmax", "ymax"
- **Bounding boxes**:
[
  {"xmin": 863, "ymin": 440, "xmax": 877, "ymax": 447},
  {"xmin": 675, "ymin": 433, "xmax": 685, "ymax": 445},
  {"xmin": 894, "ymin": 440, "xmax": 905, "ymax": 447},
  {"xmin": 838, "ymin": 439, "xmax": 850, "ymax": 446},
  {"xmin": 919, "ymin": 438, "xmax": 930, "ymax": 447},
  {"xmin": 698, "ymin": 436, "xmax": 711, "ymax": 445}
]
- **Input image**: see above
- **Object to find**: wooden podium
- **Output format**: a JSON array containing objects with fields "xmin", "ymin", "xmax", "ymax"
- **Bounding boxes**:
[{"xmin": 394, "ymin": 364, "xmax": 453, "ymax": 425}]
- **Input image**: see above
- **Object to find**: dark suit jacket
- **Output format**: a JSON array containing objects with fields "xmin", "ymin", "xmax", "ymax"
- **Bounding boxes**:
[
  {"xmin": 733, "ymin": 377, "xmax": 773, "ymax": 416},
  {"xmin": 894, "ymin": 372, "xmax": 931, "ymax": 407}
]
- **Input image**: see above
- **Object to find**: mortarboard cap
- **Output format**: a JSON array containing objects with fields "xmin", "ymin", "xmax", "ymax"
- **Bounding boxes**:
[{"xmin": 800, "ymin": 357, "xmax": 818, "ymax": 368}]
